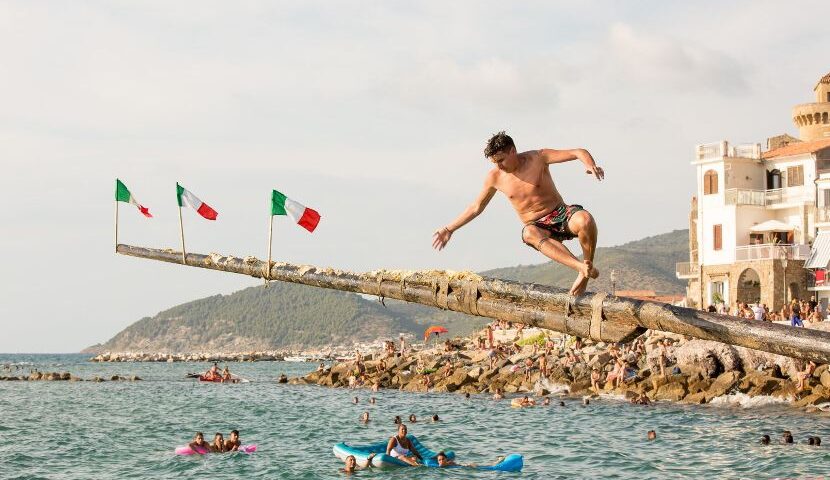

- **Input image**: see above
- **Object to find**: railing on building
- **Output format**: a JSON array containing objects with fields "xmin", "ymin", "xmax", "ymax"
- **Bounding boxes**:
[
  {"xmin": 735, "ymin": 243, "xmax": 811, "ymax": 261},
  {"xmin": 723, "ymin": 187, "xmax": 813, "ymax": 207},
  {"xmin": 696, "ymin": 141, "xmax": 761, "ymax": 160},
  {"xmin": 675, "ymin": 262, "xmax": 699, "ymax": 279}
]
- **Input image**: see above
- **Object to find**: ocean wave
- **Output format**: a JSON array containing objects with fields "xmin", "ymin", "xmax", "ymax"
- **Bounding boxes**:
[{"xmin": 709, "ymin": 392, "xmax": 790, "ymax": 408}]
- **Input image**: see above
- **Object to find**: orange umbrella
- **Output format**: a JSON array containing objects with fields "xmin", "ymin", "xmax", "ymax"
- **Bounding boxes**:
[{"xmin": 424, "ymin": 325, "xmax": 449, "ymax": 342}]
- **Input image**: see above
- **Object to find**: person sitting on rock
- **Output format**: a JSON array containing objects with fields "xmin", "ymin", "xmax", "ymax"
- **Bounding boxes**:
[
  {"xmin": 590, "ymin": 368, "xmax": 602, "ymax": 394},
  {"xmin": 225, "ymin": 429, "xmax": 241, "ymax": 451},
  {"xmin": 210, "ymin": 432, "xmax": 226, "ymax": 452},
  {"xmin": 188, "ymin": 432, "xmax": 209, "ymax": 453},
  {"xmin": 386, "ymin": 424, "xmax": 422, "ymax": 466},
  {"xmin": 796, "ymin": 361, "xmax": 817, "ymax": 392}
]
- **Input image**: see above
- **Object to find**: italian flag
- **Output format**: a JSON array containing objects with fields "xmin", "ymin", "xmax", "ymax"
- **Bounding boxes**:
[
  {"xmin": 115, "ymin": 179, "xmax": 152, "ymax": 217},
  {"xmin": 177, "ymin": 183, "xmax": 218, "ymax": 220},
  {"xmin": 271, "ymin": 190, "xmax": 321, "ymax": 232}
]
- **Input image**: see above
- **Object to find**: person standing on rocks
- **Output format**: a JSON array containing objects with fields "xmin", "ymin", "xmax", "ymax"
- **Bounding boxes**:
[{"xmin": 432, "ymin": 131, "xmax": 604, "ymax": 295}]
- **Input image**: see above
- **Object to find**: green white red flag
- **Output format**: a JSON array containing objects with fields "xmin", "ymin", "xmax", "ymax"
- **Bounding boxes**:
[
  {"xmin": 115, "ymin": 179, "xmax": 152, "ymax": 217},
  {"xmin": 177, "ymin": 183, "xmax": 218, "ymax": 220},
  {"xmin": 271, "ymin": 190, "xmax": 320, "ymax": 232}
]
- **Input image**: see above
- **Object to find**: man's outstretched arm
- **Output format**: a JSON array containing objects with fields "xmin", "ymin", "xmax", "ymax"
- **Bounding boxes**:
[
  {"xmin": 539, "ymin": 148, "xmax": 604, "ymax": 180},
  {"xmin": 432, "ymin": 179, "xmax": 497, "ymax": 251}
]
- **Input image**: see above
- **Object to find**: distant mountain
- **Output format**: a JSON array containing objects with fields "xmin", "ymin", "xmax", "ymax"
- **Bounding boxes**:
[{"xmin": 84, "ymin": 229, "xmax": 688, "ymax": 353}]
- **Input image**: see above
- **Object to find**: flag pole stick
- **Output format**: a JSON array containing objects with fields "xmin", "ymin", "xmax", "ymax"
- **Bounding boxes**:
[
  {"xmin": 265, "ymin": 215, "xmax": 274, "ymax": 286},
  {"xmin": 178, "ymin": 206, "xmax": 187, "ymax": 265},
  {"xmin": 114, "ymin": 200, "xmax": 119, "ymax": 252}
]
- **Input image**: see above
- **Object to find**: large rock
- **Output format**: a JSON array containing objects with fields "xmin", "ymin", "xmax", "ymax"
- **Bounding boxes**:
[
  {"xmin": 738, "ymin": 372, "xmax": 782, "ymax": 396},
  {"xmin": 705, "ymin": 371, "xmax": 741, "ymax": 401},
  {"xmin": 673, "ymin": 340, "xmax": 741, "ymax": 378},
  {"xmin": 652, "ymin": 380, "xmax": 687, "ymax": 402},
  {"xmin": 444, "ymin": 369, "xmax": 472, "ymax": 392},
  {"xmin": 793, "ymin": 392, "xmax": 830, "ymax": 408},
  {"xmin": 467, "ymin": 367, "xmax": 483, "ymax": 380},
  {"xmin": 820, "ymin": 370, "xmax": 830, "ymax": 390}
]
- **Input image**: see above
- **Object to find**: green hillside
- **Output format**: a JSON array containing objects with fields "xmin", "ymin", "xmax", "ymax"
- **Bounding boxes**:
[
  {"xmin": 86, "ymin": 229, "xmax": 689, "ymax": 352},
  {"xmin": 484, "ymin": 229, "xmax": 689, "ymax": 294}
]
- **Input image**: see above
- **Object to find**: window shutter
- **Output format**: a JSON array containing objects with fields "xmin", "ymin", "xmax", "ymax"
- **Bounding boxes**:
[{"xmin": 713, "ymin": 224, "xmax": 722, "ymax": 251}]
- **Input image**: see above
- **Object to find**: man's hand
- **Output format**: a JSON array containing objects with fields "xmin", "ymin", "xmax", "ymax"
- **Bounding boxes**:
[
  {"xmin": 586, "ymin": 164, "xmax": 605, "ymax": 181},
  {"xmin": 432, "ymin": 227, "xmax": 453, "ymax": 251}
]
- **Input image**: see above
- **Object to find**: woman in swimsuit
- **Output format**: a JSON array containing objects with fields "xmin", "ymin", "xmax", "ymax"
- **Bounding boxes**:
[
  {"xmin": 386, "ymin": 424, "xmax": 422, "ymax": 466},
  {"xmin": 210, "ymin": 432, "xmax": 226, "ymax": 452}
]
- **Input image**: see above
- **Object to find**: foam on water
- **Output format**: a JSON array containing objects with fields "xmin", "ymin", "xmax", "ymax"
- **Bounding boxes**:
[{"xmin": 709, "ymin": 392, "xmax": 792, "ymax": 408}]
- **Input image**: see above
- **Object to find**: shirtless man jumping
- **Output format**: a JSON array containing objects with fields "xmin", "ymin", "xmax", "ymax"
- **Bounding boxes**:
[{"xmin": 432, "ymin": 131, "xmax": 603, "ymax": 295}]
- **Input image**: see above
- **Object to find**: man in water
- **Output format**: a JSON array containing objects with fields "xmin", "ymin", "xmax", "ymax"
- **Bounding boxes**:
[
  {"xmin": 435, "ymin": 451, "xmax": 458, "ymax": 468},
  {"xmin": 225, "ymin": 429, "xmax": 241, "ymax": 451},
  {"xmin": 433, "ymin": 131, "xmax": 604, "ymax": 295},
  {"xmin": 188, "ymin": 431, "xmax": 208, "ymax": 453}
]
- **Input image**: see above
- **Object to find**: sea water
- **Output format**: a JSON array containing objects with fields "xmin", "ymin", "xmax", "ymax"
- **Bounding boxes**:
[{"xmin": 1, "ymin": 354, "xmax": 828, "ymax": 479}]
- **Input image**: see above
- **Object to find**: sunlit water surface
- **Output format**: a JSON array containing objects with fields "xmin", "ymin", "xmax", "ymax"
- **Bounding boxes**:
[{"xmin": 1, "ymin": 354, "xmax": 828, "ymax": 479}]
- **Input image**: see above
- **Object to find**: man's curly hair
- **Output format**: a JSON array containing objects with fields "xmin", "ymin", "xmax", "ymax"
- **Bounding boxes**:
[{"xmin": 483, "ymin": 131, "xmax": 515, "ymax": 158}]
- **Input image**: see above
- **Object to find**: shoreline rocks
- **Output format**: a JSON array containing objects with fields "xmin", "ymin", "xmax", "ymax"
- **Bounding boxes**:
[
  {"xmin": 289, "ymin": 327, "xmax": 830, "ymax": 413},
  {"xmin": 0, "ymin": 372, "xmax": 142, "ymax": 382},
  {"xmin": 89, "ymin": 351, "xmax": 287, "ymax": 363}
]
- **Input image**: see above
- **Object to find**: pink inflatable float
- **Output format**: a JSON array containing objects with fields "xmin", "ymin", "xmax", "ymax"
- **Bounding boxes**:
[{"xmin": 175, "ymin": 444, "xmax": 257, "ymax": 455}]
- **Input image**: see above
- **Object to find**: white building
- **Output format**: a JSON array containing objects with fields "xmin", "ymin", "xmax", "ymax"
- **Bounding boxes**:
[{"xmin": 678, "ymin": 71, "xmax": 830, "ymax": 312}]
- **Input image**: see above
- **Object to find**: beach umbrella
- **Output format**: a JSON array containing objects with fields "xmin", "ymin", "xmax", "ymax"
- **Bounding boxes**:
[{"xmin": 424, "ymin": 325, "xmax": 449, "ymax": 342}]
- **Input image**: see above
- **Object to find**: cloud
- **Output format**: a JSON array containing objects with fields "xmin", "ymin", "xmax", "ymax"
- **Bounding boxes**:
[{"xmin": 606, "ymin": 23, "xmax": 749, "ymax": 95}]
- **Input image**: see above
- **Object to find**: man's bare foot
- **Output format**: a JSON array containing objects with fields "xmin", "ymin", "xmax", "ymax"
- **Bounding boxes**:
[
  {"xmin": 584, "ymin": 260, "xmax": 599, "ymax": 279},
  {"xmin": 569, "ymin": 273, "xmax": 589, "ymax": 295}
]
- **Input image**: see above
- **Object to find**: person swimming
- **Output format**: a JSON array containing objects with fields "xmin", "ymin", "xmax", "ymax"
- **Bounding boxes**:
[
  {"xmin": 210, "ymin": 432, "xmax": 226, "ymax": 452},
  {"xmin": 341, "ymin": 453, "xmax": 377, "ymax": 473},
  {"xmin": 386, "ymin": 424, "xmax": 422, "ymax": 466},
  {"xmin": 394, "ymin": 415, "xmax": 402, "ymax": 425},
  {"xmin": 647, "ymin": 430, "xmax": 656, "ymax": 441},
  {"xmin": 188, "ymin": 432, "xmax": 208, "ymax": 452},
  {"xmin": 435, "ymin": 451, "xmax": 458, "ymax": 467},
  {"xmin": 760, "ymin": 434, "xmax": 771, "ymax": 445},
  {"xmin": 542, "ymin": 397, "xmax": 551, "ymax": 406},
  {"xmin": 431, "ymin": 414, "xmax": 440, "ymax": 422},
  {"xmin": 360, "ymin": 411, "xmax": 370, "ymax": 423},
  {"xmin": 224, "ymin": 429, "xmax": 241, "ymax": 451},
  {"xmin": 352, "ymin": 396, "xmax": 359, "ymax": 404},
  {"xmin": 409, "ymin": 414, "xmax": 417, "ymax": 423}
]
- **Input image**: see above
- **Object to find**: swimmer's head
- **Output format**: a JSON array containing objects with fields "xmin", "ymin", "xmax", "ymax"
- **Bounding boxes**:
[
  {"xmin": 436, "ymin": 451, "xmax": 450, "ymax": 467},
  {"xmin": 352, "ymin": 396, "xmax": 358, "ymax": 404},
  {"xmin": 815, "ymin": 436, "xmax": 822, "ymax": 446},
  {"xmin": 583, "ymin": 398, "xmax": 590, "ymax": 406},
  {"xmin": 230, "ymin": 430, "xmax": 239, "ymax": 441},
  {"xmin": 760, "ymin": 435, "xmax": 770, "ymax": 445},
  {"xmin": 647, "ymin": 430, "xmax": 656, "ymax": 441},
  {"xmin": 432, "ymin": 414, "xmax": 439, "ymax": 422},
  {"xmin": 409, "ymin": 414, "xmax": 417, "ymax": 423},
  {"xmin": 214, "ymin": 432, "xmax": 224, "ymax": 443},
  {"xmin": 345, "ymin": 455, "xmax": 357, "ymax": 472},
  {"xmin": 194, "ymin": 432, "xmax": 204, "ymax": 442},
  {"xmin": 542, "ymin": 397, "xmax": 551, "ymax": 406},
  {"xmin": 559, "ymin": 401, "xmax": 565, "ymax": 407},
  {"xmin": 394, "ymin": 416, "xmax": 401, "ymax": 425},
  {"xmin": 465, "ymin": 393, "xmax": 470, "ymax": 399}
]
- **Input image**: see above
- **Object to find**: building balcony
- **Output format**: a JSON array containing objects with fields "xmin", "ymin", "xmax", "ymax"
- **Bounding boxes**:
[
  {"xmin": 696, "ymin": 141, "xmax": 761, "ymax": 161},
  {"xmin": 675, "ymin": 262, "xmax": 699, "ymax": 279},
  {"xmin": 723, "ymin": 186, "xmax": 814, "ymax": 207},
  {"xmin": 734, "ymin": 243, "xmax": 811, "ymax": 262}
]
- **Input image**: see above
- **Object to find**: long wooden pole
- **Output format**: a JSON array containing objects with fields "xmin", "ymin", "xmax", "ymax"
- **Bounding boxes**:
[
  {"xmin": 116, "ymin": 244, "xmax": 830, "ymax": 364},
  {"xmin": 114, "ymin": 201, "xmax": 119, "ymax": 252},
  {"xmin": 265, "ymin": 215, "xmax": 274, "ymax": 286},
  {"xmin": 178, "ymin": 207, "xmax": 186, "ymax": 265}
]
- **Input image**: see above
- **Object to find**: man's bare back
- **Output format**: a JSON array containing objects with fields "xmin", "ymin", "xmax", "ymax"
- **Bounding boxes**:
[{"xmin": 432, "ymin": 131, "xmax": 604, "ymax": 295}]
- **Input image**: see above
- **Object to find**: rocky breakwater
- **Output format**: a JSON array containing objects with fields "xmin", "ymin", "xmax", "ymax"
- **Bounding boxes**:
[
  {"xmin": 0, "ymin": 371, "xmax": 142, "ymax": 382},
  {"xmin": 290, "ymin": 328, "xmax": 830, "ymax": 413},
  {"xmin": 90, "ymin": 351, "xmax": 284, "ymax": 363}
]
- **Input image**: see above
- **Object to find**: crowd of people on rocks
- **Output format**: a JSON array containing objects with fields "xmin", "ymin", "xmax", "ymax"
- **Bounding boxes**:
[{"xmin": 706, "ymin": 295, "xmax": 825, "ymax": 327}]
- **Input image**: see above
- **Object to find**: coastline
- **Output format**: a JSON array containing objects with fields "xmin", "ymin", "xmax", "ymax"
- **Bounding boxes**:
[{"xmin": 286, "ymin": 326, "xmax": 830, "ymax": 413}]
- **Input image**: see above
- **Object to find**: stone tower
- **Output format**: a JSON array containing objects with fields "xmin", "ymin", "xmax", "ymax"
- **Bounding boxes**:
[{"xmin": 792, "ymin": 71, "xmax": 830, "ymax": 141}]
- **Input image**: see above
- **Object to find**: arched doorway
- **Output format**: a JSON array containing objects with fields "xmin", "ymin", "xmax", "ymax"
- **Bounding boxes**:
[
  {"xmin": 788, "ymin": 282, "xmax": 801, "ymax": 302},
  {"xmin": 737, "ymin": 268, "xmax": 761, "ymax": 304}
]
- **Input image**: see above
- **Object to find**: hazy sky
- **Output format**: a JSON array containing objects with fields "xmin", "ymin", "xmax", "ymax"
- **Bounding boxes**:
[{"xmin": 1, "ymin": 1, "xmax": 828, "ymax": 352}]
